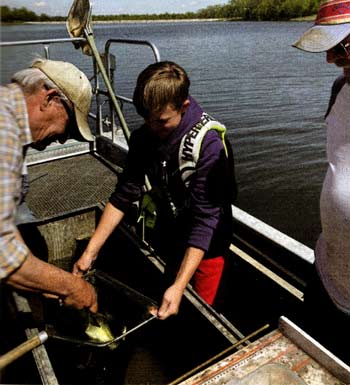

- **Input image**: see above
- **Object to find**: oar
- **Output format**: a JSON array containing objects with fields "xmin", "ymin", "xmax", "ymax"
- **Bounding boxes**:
[{"xmin": 0, "ymin": 331, "xmax": 48, "ymax": 370}]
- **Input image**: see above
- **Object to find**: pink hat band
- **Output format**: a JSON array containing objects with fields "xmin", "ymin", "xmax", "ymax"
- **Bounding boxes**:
[{"xmin": 316, "ymin": 0, "xmax": 350, "ymax": 25}]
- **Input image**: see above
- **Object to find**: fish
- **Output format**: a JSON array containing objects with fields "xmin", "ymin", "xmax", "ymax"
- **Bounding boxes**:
[{"xmin": 85, "ymin": 312, "xmax": 126, "ymax": 350}]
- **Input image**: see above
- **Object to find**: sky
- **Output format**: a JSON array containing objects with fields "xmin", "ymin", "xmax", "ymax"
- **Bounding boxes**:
[{"xmin": 5, "ymin": 0, "xmax": 227, "ymax": 16}]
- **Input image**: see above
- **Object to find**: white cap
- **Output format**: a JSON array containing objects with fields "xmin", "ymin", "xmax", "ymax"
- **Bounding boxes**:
[
  {"xmin": 32, "ymin": 59, "xmax": 94, "ymax": 141},
  {"xmin": 293, "ymin": 23, "xmax": 350, "ymax": 53},
  {"xmin": 292, "ymin": 0, "xmax": 350, "ymax": 53}
]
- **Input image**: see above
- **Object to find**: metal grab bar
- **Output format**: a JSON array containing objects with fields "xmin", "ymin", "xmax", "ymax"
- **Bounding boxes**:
[
  {"xmin": 102, "ymin": 38, "xmax": 160, "ymax": 145},
  {"xmin": 105, "ymin": 38, "xmax": 161, "ymax": 62}
]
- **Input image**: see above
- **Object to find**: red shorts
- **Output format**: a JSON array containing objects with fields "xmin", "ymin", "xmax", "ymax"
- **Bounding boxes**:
[{"xmin": 191, "ymin": 256, "xmax": 225, "ymax": 305}]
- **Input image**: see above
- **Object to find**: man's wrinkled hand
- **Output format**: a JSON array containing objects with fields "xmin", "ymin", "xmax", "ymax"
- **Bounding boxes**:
[{"xmin": 64, "ymin": 277, "xmax": 98, "ymax": 313}]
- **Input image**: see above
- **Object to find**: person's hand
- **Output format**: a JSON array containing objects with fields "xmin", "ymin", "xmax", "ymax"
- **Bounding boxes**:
[
  {"xmin": 73, "ymin": 250, "xmax": 97, "ymax": 277},
  {"xmin": 63, "ymin": 276, "xmax": 98, "ymax": 313},
  {"xmin": 157, "ymin": 284, "xmax": 184, "ymax": 320}
]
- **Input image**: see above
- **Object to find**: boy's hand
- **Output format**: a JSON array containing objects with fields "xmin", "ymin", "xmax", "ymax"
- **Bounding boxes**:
[
  {"xmin": 73, "ymin": 250, "xmax": 97, "ymax": 277},
  {"xmin": 157, "ymin": 284, "xmax": 184, "ymax": 320}
]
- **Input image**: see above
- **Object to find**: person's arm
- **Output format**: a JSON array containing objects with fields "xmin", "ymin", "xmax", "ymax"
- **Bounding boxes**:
[
  {"xmin": 157, "ymin": 131, "xmax": 228, "ymax": 320},
  {"xmin": 2, "ymin": 230, "xmax": 98, "ymax": 312},
  {"xmin": 73, "ymin": 130, "xmax": 146, "ymax": 276},
  {"xmin": 157, "ymin": 246, "xmax": 204, "ymax": 320},
  {"xmin": 5, "ymin": 251, "xmax": 98, "ymax": 312},
  {"xmin": 73, "ymin": 202, "xmax": 125, "ymax": 275}
]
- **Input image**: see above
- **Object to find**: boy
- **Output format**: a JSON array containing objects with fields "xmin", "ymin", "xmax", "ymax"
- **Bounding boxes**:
[{"xmin": 74, "ymin": 61, "xmax": 236, "ymax": 320}]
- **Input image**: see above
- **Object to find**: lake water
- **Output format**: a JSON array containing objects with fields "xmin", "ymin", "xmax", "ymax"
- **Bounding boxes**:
[{"xmin": 1, "ymin": 21, "xmax": 341, "ymax": 248}]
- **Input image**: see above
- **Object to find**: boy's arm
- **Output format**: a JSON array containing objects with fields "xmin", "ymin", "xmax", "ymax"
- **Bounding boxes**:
[
  {"xmin": 157, "ymin": 246, "xmax": 204, "ymax": 320},
  {"xmin": 157, "ymin": 132, "xmax": 230, "ymax": 320},
  {"xmin": 73, "ymin": 202, "xmax": 125, "ymax": 275}
]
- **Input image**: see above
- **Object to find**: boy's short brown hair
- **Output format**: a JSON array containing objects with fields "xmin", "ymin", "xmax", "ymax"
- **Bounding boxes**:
[{"xmin": 133, "ymin": 61, "xmax": 190, "ymax": 119}]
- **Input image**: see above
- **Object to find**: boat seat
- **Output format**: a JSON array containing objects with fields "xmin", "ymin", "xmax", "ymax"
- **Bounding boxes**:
[{"xmin": 227, "ymin": 363, "xmax": 307, "ymax": 385}]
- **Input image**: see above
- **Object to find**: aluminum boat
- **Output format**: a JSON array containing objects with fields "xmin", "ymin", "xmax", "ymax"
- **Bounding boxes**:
[{"xmin": 0, "ymin": 1, "xmax": 349, "ymax": 384}]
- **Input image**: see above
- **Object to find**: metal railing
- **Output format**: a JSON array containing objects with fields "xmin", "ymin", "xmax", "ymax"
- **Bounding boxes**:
[
  {"xmin": 100, "ymin": 38, "xmax": 160, "ymax": 143},
  {"xmin": 1, "ymin": 36, "xmax": 161, "ymax": 164},
  {"xmin": 0, "ymin": 37, "xmax": 86, "ymax": 59}
]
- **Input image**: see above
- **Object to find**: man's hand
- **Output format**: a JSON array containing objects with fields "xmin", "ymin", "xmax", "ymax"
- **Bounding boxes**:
[
  {"xmin": 5, "ymin": 253, "xmax": 98, "ymax": 313},
  {"xmin": 157, "ymin": 284, "xmax": 184, "ymax": 320},
  {"xmin": 63, "ymin": 276, "xmax": 98, "ymax": 313}
]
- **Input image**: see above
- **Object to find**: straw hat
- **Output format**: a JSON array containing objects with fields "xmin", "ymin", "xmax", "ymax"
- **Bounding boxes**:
[
  {"xmin": 293, "ymin": 0, "xmax": 350, "ymax": 53},
  {"xmin": 32, "ymin": 59, "xmax": 94, "ymax": 141}
]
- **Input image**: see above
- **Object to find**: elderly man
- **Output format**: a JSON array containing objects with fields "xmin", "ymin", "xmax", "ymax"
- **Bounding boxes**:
[
  {"xmin": 0, "ymin": 58, "xmax": 97, "ymax": 312},
  {"xmin": 293, "ymin": 0, "xmax": 350, "ymax": 363}
]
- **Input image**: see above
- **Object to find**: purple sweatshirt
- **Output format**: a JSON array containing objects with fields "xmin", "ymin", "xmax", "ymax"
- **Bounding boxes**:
[{"xmin": 110, "ymin": 97, "xmax": 234, "ymax": 258}]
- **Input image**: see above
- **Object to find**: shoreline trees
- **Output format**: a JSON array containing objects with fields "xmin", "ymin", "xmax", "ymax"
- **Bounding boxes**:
[{"xmin": 1, "ymin": 1, "xmax": 321, "ymax": 23}]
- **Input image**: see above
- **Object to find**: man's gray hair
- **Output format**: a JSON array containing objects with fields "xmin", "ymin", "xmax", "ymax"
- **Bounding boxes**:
[{"xmin": 11, "ymin": 58, "xmax": 69, "ymax": 101}]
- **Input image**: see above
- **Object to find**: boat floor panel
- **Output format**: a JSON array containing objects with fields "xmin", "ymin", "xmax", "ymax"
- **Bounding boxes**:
[
  {"xmin": 180, "ymin": 329, "xmax": 346, "ymax": 385},
  {"xmin": 27, "ymin": 154, "xmax": 118, "ymax": 221}
]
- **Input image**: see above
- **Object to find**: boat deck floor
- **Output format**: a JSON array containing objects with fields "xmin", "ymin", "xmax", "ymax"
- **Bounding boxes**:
[{"xmin": 26, "ymin": 153, "xmax": 118, "ymax": 221}]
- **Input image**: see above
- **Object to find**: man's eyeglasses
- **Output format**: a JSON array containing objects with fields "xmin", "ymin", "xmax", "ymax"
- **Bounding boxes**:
[
  {"xmin": 58, "ymin": 97, "xmax": 77, "ymax": 141},
  {"xmin": 59, "ymin": 97, "xmax": 74, "ymax": 127},
  {"xmin": 331, "ymin": 39, "xmax": 350, "ymax": 56}
]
